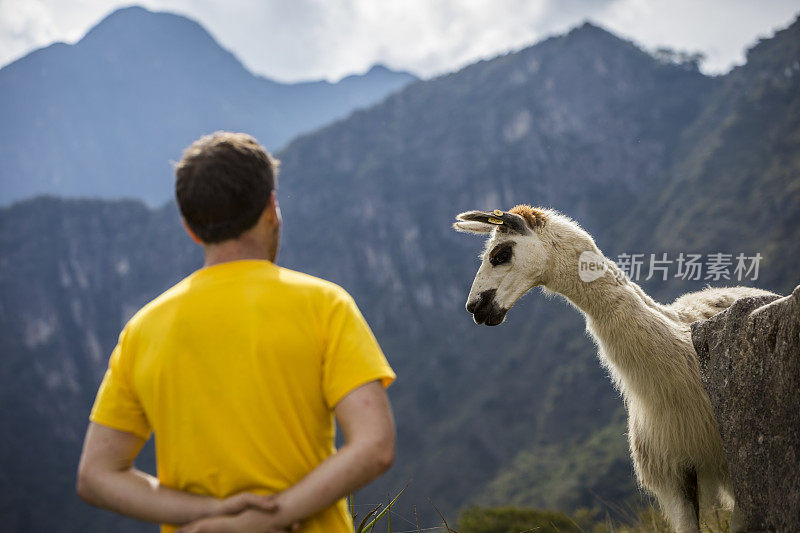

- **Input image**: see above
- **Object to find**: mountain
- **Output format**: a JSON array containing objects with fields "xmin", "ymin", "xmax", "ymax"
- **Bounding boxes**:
[
  {"xmin": 1, "ymin": 16, "xmax": 799, "ymax": 532},
  {"xmin": 273, "ymin": 21, "xmax": 724, "ymax": 519},
  {"xmin": 0, "ymin": 6, "xmax": 416, "ymax": 206},
  {"xmin": 627, "ymin": 18, "xmax": 800, "ymax": 283},
  {"xmin": 0, "ymin": 199, "xmax": 192, "ymax": 532}
]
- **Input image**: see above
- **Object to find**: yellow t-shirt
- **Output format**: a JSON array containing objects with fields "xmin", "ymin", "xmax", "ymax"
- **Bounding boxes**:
[{"xmin": 89, "ymin": 260, "xmax": 395, "ymax": 533}]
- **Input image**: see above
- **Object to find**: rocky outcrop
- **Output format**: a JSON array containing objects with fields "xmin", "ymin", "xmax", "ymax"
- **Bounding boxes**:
[{"xmin": 692, "ymin": 286, "xmax": 800, "ymax": 532}]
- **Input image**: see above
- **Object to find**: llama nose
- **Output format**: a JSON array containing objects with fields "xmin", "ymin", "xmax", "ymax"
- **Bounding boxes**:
[{"xmin": 466, "ymin": 289, "xmax": 496, "ymax": 314}]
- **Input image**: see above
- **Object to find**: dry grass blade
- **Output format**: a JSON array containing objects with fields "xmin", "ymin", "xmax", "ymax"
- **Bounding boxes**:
[
  {"xmin": 356, "ymin": 504, "xmax": 383, "ymax": 533},
  {"xmin": 360, "ymin": 484, "xmax": 409, "ymax": 532},
  {"xmin": 429, "ymin": 499, "xmax": 458, "ymax": 533}
]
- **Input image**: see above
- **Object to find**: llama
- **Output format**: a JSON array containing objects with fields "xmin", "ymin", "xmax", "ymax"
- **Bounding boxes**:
[{"xmin": 452, "ymin": 204, "xmax": 776, "ymax": 533}]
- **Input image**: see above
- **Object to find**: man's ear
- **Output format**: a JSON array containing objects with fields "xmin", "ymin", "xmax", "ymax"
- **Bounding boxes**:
[
  {"xmin": 266, "ymin": 190, "xmax": 280, "ymax": 226},
  {"xmin": 181, "ymin": 218, "xmax": 204, "ymax": 245}
]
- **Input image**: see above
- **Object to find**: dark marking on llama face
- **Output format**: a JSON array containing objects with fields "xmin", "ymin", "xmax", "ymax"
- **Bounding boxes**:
[
  {"xmin": 489, "ymin": 242, "xmax": 514, "ymax": 266},
  {"xmin": 466, "ymin": 289, "xmax": 508, "ymax": 326}
]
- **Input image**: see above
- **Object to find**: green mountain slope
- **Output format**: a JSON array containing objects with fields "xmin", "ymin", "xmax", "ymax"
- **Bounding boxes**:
[{"xmin": 636, "ymin": 18, "xmax": 800, "ymax": 289}]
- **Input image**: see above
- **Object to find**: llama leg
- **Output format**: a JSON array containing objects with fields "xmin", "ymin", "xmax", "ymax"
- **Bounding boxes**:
[
  {"xmin": 652, "ymin": 469, "xmax": 700, "ymax": 533},
  {"xmin": 630, "ymin": 427, "xmax": 700, "ymax": 533}
]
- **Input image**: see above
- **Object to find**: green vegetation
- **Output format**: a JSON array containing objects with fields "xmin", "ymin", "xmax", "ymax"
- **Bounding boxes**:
[
  {"xmin": 350, "ymin": 486, "xmax": 732, "ymax": 533},
  {"xmin": 479, "ymin": 417, "xmax": 636, "ymax": 513},
  {"xmin": 458, "ymin": 506, "xmax": 581, "ymax": 533},
  {"xmin": 351, "ymin": 486, "xmax": 406, "ymax": 533},
  {"xmin": 455, "ymin": 505, "xmax": 730, "ymax": 533}
]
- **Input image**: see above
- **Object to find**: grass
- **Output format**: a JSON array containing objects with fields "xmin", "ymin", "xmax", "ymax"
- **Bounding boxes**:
[
  {"xmin": 351, "ymin": 485, "xmax": 408, "ymax": 533},
  {"xmin": 348, "ymin": 486, "xmax": 733, "ymax": 533},
  {"xmin": 613, "ymin": 505, "xmax": 731, "ymax": 533}
]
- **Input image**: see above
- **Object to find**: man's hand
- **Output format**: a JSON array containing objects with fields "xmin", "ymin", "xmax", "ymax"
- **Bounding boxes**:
[
  {"xmin": 176, "ymin": 380, "xmax": 394, "ymax": 531},
  {"xmin": 258, "ymin": 380, "xmax": 395, "ymax": 526},
  {"xmin": 175, "ymin": 508, "xmax": 301, "ymax": 533},
  {"xmin": 213, "ymin": 493, "xmax": 279, "ymax": 517},
  {"xmin": 77, "ymin": 422, "xmax": 281, "ymax": 527}
]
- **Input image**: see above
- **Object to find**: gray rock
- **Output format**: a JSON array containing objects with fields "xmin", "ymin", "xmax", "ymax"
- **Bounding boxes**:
[{"xmin": 692, "ymin": 286, "xmax": 800, "ymax": 532}]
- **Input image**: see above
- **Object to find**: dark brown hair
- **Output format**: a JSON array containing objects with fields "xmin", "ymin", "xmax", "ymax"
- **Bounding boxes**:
[{"xmin": 175, "ymin": 132, "xmax": 279, "ymax": 244}]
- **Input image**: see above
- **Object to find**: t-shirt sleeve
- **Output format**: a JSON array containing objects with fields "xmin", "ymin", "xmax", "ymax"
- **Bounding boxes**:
[
  {"xmin": 89, "ymin": 325, "xmax": 152, "ymax": 440},
  {"xmin": 322, "ymin": 288, "xmax": 396, "ymax": 409}
]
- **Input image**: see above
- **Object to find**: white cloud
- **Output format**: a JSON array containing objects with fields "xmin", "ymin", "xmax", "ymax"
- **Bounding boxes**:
[
  {"xmin": 0, "ymin": 0, "xmax": 58, "ymax": 62},
  {"xmin": 596, "ymin": 0, "xmax": 800, "ymax": 73},
  {"xmin": 0, "ymin": 0, "xmax": 797, "ymax": 80}
]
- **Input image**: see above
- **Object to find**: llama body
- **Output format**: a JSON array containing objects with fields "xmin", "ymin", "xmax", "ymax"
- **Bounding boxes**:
[
  {"xmin": 582, "ymin": 279, "xmax": 765, "ymax": 531},
  {"xmin": 453, "ymin": 205, "xmax": 776, "ymax": 533}
]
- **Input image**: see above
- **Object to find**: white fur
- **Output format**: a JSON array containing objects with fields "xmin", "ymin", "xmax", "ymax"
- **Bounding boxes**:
[{"xmin": 457, "ymin": 208, "xmax": 777, "ymax": 533}]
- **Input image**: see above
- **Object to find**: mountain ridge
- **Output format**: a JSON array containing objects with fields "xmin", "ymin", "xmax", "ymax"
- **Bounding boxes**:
[{"xmin": 0, "ymin": 5, "xmax": 416, "ymax": 206}]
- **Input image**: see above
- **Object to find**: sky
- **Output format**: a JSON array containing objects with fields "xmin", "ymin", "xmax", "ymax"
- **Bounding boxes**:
[{"xmin": 1, "ymin": 0, "xmax": 798, "ymax": 82}]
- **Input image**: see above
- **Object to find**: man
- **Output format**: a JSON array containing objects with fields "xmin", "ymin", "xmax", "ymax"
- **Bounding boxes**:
[{"xmin": 77, "ymin": 132, "xmax": 396, "ymax": 533}]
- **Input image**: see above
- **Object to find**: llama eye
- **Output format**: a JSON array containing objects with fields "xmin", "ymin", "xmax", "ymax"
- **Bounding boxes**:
[{"xmin": 490, "ymin": 247, "xmax": 512, "ymax": 266}]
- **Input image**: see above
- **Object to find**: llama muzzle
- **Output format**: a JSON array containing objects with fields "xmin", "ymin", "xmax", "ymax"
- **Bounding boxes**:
[{"xmin": 467, "ymin": 289, "xmax": 507, "ymax": 326}]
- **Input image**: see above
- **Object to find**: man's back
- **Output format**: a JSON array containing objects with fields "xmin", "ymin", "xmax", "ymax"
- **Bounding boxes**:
[{"xmin": 90, "ymin": 259, "xmax": 395, "ymax": 532}]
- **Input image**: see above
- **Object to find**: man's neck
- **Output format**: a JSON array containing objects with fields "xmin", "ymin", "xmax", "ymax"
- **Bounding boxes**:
[{"xmin": 203, "ymin": 241, "xmax": 274, "ymax": 268}]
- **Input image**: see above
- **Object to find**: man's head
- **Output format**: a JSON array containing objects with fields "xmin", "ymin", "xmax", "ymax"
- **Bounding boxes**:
[{"xmin": 175, "ymin": 132, "xmax": 281, "ymax": 260}]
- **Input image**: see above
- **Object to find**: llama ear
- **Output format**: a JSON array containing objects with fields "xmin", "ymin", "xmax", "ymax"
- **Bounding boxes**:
[
  {"xmin": 498, "ymin": 212, "xmax": 533, "ymax": 235},
  {"xmin": 453, "ymin": 220, "xmax": 494, "ymax": 234},
  {"xmin": 456, "ymin": 210, "xmax": 493, "ymax": 222},
  {"xmin": 454, "ymin": 210, "xmax": 498, "ymax": 234},
  {"xmin": 454, "ymin": 210, "xmax": 531, "ymax": 235}
]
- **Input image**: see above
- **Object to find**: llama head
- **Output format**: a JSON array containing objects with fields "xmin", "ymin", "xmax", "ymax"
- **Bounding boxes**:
[{"xmin": 453, "ymin": 204, "xmax": 550, "ymax": 326}]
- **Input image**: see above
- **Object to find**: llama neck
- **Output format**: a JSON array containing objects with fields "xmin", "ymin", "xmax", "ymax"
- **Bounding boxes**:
[
  {"xmin": 546, "ymin": 248, "xmax": 663, "ymax": 319},
  {"xmin": 545, "ymin": 246, "xmax": 683, "ymax": 391}
]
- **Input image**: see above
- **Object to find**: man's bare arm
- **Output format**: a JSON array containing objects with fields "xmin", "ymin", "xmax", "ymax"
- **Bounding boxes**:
[
  {"xmin": 76, "ymin": 422, "xmax": 276, "ymax": 526},
  {"xmin": 176, "ymin": 380, "xmax": 395, "ymax": 532}
]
